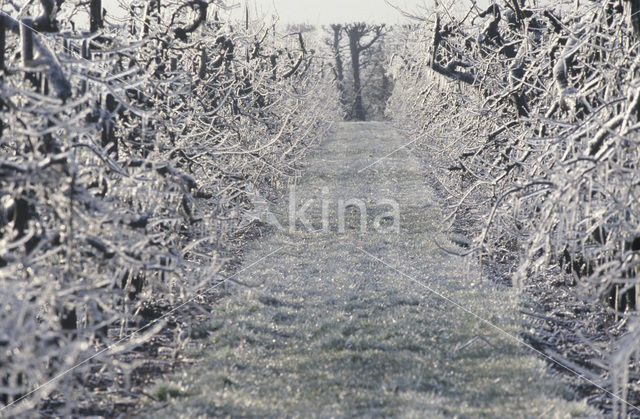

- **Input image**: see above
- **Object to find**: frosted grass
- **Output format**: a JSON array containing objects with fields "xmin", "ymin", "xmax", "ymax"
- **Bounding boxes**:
[{"xmin": 147, "ymin": 122, "xmax": 598, "ymax": 418}]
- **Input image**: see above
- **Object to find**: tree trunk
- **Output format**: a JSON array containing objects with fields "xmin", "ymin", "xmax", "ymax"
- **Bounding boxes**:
[
  {"xmin": 90, "ymin": 0, "xmax": 102, "ymax": 33},
  {"xmin": 1, "ymin": 16, "xmax": 7, "ymax": 72},
  {"xmin": 331, "ymin": 25, "xmax": 347, "ymax": 110},
  {"xmin": 348, "ymin": 32, "xmax": 366, "ymax": 121},
  {"xmin": 627, "ymin": 0, "xmax": 640, "ymax": 38}
]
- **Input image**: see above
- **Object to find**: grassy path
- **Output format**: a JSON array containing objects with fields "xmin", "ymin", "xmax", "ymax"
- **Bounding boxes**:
[{"xmin": 147, "ymin": 122, "xmax": 597, "ymax": 417}]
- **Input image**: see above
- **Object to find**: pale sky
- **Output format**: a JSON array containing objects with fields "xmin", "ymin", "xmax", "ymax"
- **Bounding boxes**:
[
  {"xmin": 103, "ymin": 0, "xmax": 438, "ymax": 26},
  {"xmin": 239, "ymin": 0, "xmax": 430, "ymax": 25}
]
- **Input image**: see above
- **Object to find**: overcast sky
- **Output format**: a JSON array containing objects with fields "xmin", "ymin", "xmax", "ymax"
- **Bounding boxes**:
[
  {"xmin": 103, "ymin": 0, "xmax": 439, "ymax": 26},
  {"xmin": 237, "ymin": 0, "xmax": 430, "ymax": 25}
]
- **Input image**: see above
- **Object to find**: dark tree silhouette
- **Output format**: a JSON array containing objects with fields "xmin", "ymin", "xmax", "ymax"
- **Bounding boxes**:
[
  {"xmin": 344, "ymin": 23, "xmax": 385, "ymax": 121},
  {"xmin": 328, "ymin": 24, "xmax": 347, "ymax": 110}
]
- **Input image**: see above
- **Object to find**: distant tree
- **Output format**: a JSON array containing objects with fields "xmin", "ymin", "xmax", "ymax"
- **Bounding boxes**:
[
  {"xmin": 286, "ymin": 23, "xmax": 317, "ymax": 34},
  {"xmin": 344, "ymin": 23, "xmax": 386, "ymax": 120},
  {"xmin": 326, "ymin": 24, "xmax": 347, "ymax": 111},
  {"xmin": 360, "ymin": 38, "xmax": 393, "ymax": 120}
]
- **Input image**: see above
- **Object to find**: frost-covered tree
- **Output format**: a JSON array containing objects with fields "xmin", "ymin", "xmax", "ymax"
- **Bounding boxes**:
[
  {"xmin": 387, "ymin": 0, "xmax": 640, "ymax": 414},
  {"xmin": 0, "ymin": 0, "xmax": 339, "ymax": 415}
]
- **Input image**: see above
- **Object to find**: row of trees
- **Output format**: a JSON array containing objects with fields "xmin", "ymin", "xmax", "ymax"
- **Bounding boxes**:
[
  {"xmin": 388, "ymin": 0, "xmax": 640, "ymax": 415},
  {"xmin": 0, "ymin": 0, "xmax": 339, "ymax": 415}
]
